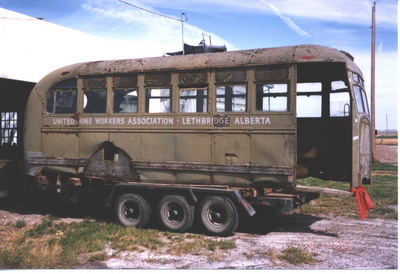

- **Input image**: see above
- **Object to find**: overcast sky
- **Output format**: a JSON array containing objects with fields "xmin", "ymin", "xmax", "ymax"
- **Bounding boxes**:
[{"xmin": 0, "ymin": 0, "xmax": 397, "ymax": 130}]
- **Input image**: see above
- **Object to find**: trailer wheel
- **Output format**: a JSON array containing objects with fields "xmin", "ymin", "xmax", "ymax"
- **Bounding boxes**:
[
  {"xmin": 114, "ymin": 193, "xmax": 151, "ymax": 228},
  {"xmin": 157, "ymin": 195, "xmax": 195, "ymax": 233},
  {"xmin": 198, "ymin": 195, "xmax": 239, "ymax": 236}
]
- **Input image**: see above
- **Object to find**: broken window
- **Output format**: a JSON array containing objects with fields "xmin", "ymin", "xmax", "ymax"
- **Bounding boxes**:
[
  {"xmin": 145, "ymin": 88, "xmax": 171, "ymax": 113},
  {"xmin": 179, "ymin": 89, "xmax": 208, "ymax": 113},
  {"xmin": 179, "ymin": 71, "xmax": 207, "ymax": 86},
  {"xmin": 84, "ymin": 90, "xmax": 107, "ymax": 113},
  {"xmin": 46, "ymin": 78, "xmax": 77, "ymax": 114},
  {"xmin": 256, "ymin": 83, "xmax": 288, "ymax": 111},
  {"xmin": 114, "ymin": 89, "xmax": 138, "ymax": 113},
  {"xmin": 1, "ymin": 112, "xmax": 18, "ymax": 146},
  {"xmin": 296, "ymin": 82, "xmax": 322, "ymax": 117}
]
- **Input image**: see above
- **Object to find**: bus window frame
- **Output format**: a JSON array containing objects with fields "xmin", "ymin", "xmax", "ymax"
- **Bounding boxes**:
[
  {"xmin": 179, "ymin": 88, "xmax": 208, "ymax": 113},
  {"xmin": 145, "ymin": 87, "xmax": 172, "ymax": 113},
  {"xmin": 255, "ymin": 81, "xmax": 290, "ymax": 112}
]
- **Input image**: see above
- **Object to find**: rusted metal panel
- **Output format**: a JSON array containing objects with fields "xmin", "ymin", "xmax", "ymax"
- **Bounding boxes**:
[
  {"xmin": 133, "ymin": 161, "xmax": 292, "ymax": 175},
  {"xmin": 84, "ymin": 142, "xmax": 139, "ymax": 181}
]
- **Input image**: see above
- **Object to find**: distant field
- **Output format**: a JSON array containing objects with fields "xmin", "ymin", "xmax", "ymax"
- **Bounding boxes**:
[{"xmin": 376, "ymin": 136, "xmax": 398, "ymax": 145}]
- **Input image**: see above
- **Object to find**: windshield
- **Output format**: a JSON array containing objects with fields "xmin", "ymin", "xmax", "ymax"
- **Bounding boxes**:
[{"xmin": 352, "ymin": 73, "xmax": 370, "ymax": 116}]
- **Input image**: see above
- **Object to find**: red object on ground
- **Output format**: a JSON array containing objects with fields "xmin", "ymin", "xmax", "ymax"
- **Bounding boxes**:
[{"xmin": 351, "ymin": 186, "xmax": 373, "ymax": 219}]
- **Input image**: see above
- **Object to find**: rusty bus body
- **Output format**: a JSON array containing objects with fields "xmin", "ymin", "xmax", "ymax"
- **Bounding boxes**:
[{"xmin": 23, "ymin": 45, "xmax": 372, "ymax": 235}]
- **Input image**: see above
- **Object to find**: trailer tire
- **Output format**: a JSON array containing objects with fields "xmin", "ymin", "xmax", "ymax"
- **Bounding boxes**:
[
  {"xmin": 198, "ymin": 195, "xmax": 239, "ymax": 236},
  {"xmin": 114, "ymin": 193, "xmax": 151, "ymax": 228},
  {"xmin": 157, "ymin": 195, "xmax": 195, "ymax": 233}
]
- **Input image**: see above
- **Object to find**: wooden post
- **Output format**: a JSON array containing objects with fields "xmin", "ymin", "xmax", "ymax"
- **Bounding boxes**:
[{"xmin": 371, "ymin": 2, "xmax": 376, "ymax": 161}]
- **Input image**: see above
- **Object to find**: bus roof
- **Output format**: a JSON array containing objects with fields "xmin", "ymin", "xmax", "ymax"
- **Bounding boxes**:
[{"xmin": 41, "ymin": 44, "xmax": 364, "ymax": 87}]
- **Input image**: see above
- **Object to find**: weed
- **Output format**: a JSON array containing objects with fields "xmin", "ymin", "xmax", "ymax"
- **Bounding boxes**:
[
  {"xmin": 14, "ymin": 220, "xmax": 26, "ymax": 228},
  {"xmin": 278, "ymin": 246, "xmax": 317, "ymax": 265},
  {"xmin": 25, "ymin": 217, "xmax": 53, "ymax": 238}
]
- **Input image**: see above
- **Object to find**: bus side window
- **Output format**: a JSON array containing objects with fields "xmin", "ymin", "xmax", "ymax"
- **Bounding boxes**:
[
  {"xmin": 145, "ymin": 88, "xmax": 171, "ymax": 113},
  {"xmin": 179, "ymin": 71, "xmax": 208, "ymax": 113},
  {"xmin": 330, "ymin": 80, "xmax": 350, "ymax": 117},
  {"xmin": 114, "ymin": 89, "xmax": 138, "ymax": 113},
  {"xmin": 296, "ymin": 82, "xmax": 322, "ymax": 118},
  {"xmin": 179, "ymin": 89, "xmax": 207, "ymax": 113},
  {"xmin": 256, "ymin": 83, "xmax": 288, "ymax": 111},
  {"xmin": 84, "ymin": 90, "xmax": 107, "ymax": 113},
  {"xmin": 83, "ymin": 77, "xmax": 107, "ymax": 114},
  {"xmin": 215, "ymin": 69, "xmax": 247, "ymax": 112},
  {"xmin": 216, "ymin": 85, "xmax": 247, "ymax": 112},
  {"xmin": 46, "ymin": 78, "xmax": 77, "ymax": 114},
  {"xmin": 113, "ymin": 75, "xmax": 138, "ymax": 113}
]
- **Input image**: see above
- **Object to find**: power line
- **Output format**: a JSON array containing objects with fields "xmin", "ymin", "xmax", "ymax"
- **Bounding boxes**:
[
  {"xmin": 117, "ymin": 0, "xmax": 183, "ymax": 22},
  {"xmin": 327, "ymin": 27, "xmax": 370, "ymax": 47},
  {"xmin": 288, "ymin": 3, "xmax": 372, "ymax": 45}
]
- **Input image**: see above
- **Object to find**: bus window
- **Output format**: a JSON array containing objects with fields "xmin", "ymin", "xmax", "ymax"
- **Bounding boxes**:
[
  {"xmin": 179, "ymin": 89, "xmax": 207, "ymax": 113},
  {"xmin": 256, "ymin": 83, "xmax": 288, "ymax": 111},
  {"xmin": 84, "ymin": 90, "xmax": 107, "ymax": 113},
  {"xmin": 216, "ymin": 85, "xmax": 247, "ymax": 112},
  {"xmin": 330, "ymin": 81, "xmax": 350, "ymax": 117},
  {"xmin": 1, "ymin": 112, "xmax": 17, "ymax": 145},
  {"xmin": 354, "ymin": 86, "xmax": 369, "ymax": 115},
  {"xmin": 145, "ymin": 88, "xmax": 171, "ymax": 113},
  {"xmin": 46, "ymin": 79, "xmax": 77, "ymax": 114},
  {"xmin": 296, "ymin": 82, "xmax": 322, "ymax": 117},
  {"xmin": 114, "ymin": 89, "xmax": 138, "ymax": 113}
]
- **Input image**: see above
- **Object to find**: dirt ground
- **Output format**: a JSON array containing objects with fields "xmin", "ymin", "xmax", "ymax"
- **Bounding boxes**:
[{"xmin": 0, "ymin": 145, "xmax": 398, "ymax": 270}]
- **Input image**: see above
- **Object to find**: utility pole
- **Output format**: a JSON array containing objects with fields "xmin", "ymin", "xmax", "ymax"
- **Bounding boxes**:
[{"xmin": 371, "ymin": 2, "xmax": 376, "ymax": 161}]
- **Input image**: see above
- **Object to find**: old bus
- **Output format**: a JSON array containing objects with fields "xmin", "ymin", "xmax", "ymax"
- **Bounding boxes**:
[{"xmin": 23, "ymin": 45, "xmax": 371, "ymax": 235}]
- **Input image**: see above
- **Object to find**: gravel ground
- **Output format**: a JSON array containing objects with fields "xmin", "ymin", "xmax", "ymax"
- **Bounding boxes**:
[{"xmin": 100, "ymin": 215, "xmax": 398, "ymax": 270}]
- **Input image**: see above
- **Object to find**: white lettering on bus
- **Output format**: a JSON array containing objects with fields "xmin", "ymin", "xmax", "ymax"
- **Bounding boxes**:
[
  {"xmin": 94, "ymin": 117, "xmax": 125, "ymax": 125},
  {"xmin": 79, "ymin": 118, "xmax": 93, "ymax": 125},
  {"xmin": 127, "ymin": 117, "xmax": 174, "ymax": 125},
  {"xmin": 51, "ymin": 116, "xmax": 271, "ymax": 126},
  {"xmin": 182, "ymin": 117, "xmax": 213, "ymax": 125},
  {"xmin": 52, "ymin": 118, "xmax": 76, "ymax": 125},
  {"xmin": 234, "ymin": 117, "xmax": 271, "ymax": 125}
]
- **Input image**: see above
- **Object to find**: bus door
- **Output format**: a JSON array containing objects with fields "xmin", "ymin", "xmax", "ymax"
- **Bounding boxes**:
[
  {"xmin": 296, "ymin": 63, "xmax": 353, "ymax": 183},
  {"xmin": 352, "ymin": 73, "xmax": 372, "ymax": 186}
]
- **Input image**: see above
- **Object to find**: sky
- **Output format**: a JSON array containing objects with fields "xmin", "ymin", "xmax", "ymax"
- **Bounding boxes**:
[{"xmin": 0, "ymin": 0, "xmax": 398, "ymax": 130}]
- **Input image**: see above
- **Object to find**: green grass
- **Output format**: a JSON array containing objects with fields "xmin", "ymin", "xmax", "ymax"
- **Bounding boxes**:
[
  {"xmin": 296, "ymin": 162, "xmax": 398, "ymax": 219},
  {"xmin": 0, "ymin": 218, "xmax": 236, "ymax": 269}
]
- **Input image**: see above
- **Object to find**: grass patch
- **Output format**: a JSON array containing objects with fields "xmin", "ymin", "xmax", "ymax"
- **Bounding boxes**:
[
  {"xmin": 296, "ymin": 163, "xmax": 398, "ymax": 219},
  {"xmin": 167, "ymin": 235, "xmax": 236, "ymax": 256},
  {"xmin": 14, "ymin": 220, "xmax": 26, "ymax": 229},
  {"xmin": 278, "ymin": 246, "xmax": 317, "ymax": 265},
  {"xmin": 265, "ymin": 246, "xmax": 317, "ymax": 266},
  {"xmin": 0, "ymin": 217, "xmax": 237, "ymax": 269}
]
